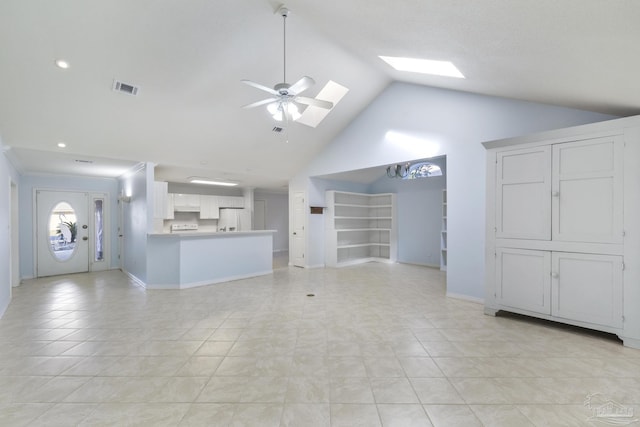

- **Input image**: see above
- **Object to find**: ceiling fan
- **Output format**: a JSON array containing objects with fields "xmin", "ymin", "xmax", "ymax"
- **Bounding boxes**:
[{"xmin": 241, "ymin": 5, "xmax": 334, "ymax": 123}]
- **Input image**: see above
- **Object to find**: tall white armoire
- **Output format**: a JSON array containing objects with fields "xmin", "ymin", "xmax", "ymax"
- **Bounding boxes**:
[{"xmin": 483, "ymin": 115, "xmax": 640, "ymax": 348}]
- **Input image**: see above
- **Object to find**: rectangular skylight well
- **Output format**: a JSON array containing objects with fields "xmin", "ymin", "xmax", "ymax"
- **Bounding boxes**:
[
  {"xmin": 379, "ymin": 56, "xmax": 465, "ymax": 78},
  {"xmin": 297, "ymin": 80, "xmax": 349, "ymax": 128}
]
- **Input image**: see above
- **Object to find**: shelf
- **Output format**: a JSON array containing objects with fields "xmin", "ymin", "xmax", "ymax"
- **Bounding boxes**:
[
  {"xmin": 338, "ymin": 243, "xmax": 391, "ymax": 249},
  {"xmin": 327, "ymin": 191, "xmax": 397, "ymax": 267}
]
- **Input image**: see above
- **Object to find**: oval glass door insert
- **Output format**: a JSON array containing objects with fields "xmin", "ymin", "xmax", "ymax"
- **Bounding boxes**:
[{"xmin": 48, "ymin": 202, "xmax": 78, "ymax": 261}]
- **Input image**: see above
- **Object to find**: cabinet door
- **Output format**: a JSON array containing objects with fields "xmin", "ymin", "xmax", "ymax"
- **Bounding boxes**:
[
  {"xmin": 199, "ymin": 195, "xmax": 219, "ymax": 219},
  {"xmin": 552, "ymin": 136, "xmax": 623, "ymax": 244},
  {"xmin": 552, "ymin": 252, "xmax": 623, "ymax": 328},
  {"xmin": 496, "ymin": 248, "xmax": 551, "ymax": 315},
  {"xmin": 496, "ymin": 146, "xmax": 551, "ymax": 240},
  {"xmin": 153, "ymin": 182, "xmax": 168, "ymax": 219}
]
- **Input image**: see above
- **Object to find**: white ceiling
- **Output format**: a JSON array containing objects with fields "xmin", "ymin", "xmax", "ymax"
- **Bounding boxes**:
[{"xmin": 1, "ymin": 0, "xmax": 638, "ymax": 190}]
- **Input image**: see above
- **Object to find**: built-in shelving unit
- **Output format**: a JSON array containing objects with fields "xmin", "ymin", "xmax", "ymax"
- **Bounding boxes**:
[
  {"xmin": 325, "ymin": 191, "xmax": 397, "ymax": 267},
  {"xmin": 441, "ymin": 189, "xmax": 447, "ymax": 271}
]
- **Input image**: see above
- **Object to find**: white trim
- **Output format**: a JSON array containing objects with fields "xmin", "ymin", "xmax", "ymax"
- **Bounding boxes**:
[
  {"xmin": 144, "ymin": 270, "xmax": 273, "ymax": 290},
  {"xmin": 122, "ymin": 269, "xmax": 146, "ymax": 289},
  {"xmin": 446, "ymin": 292, "xmax": 484, "ymax": 304}
]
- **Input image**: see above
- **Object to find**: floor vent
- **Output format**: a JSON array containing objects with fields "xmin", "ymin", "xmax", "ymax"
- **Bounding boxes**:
[
  {"xmin": 272, "ymin": 126, "xmax": 284, "ymax": 133},
  {"xmin": 112, "ymin": 80, "xmax": 140, "ymax": 96}
]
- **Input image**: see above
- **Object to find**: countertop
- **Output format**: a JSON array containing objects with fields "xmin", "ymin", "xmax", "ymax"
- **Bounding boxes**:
[{"xmin": 148, "ymin": 230, "xmax": 277, "ymax": 238}]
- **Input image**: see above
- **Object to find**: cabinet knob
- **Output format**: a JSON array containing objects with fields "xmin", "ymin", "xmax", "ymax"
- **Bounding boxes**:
[
  {"xmin": 552, "ymin": 191, "xmax": 559, "ymax": 197},
  {"xmin": 551, "ymin": 272, "xmax": 559, "ymax": 278}
]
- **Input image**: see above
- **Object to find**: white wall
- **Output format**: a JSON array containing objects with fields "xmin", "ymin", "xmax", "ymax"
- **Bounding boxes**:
[
  {"xmin": 254, "ymin": 190, "xmax": 289, "ymax": 253},
  {"xmin": 292, "ymin": 82, "xmax": 617, "ymax": 300},
  {"xmin": 0, "ymin": 150, "xmax": 20, "ymax": 316},
  {"xmin": 18, "ymin": 173, "xmax": 120, "ymax": 279}
]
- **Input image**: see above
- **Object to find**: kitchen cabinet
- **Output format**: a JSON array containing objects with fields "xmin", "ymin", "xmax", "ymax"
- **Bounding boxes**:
[
  {"xmin": 199, "ymin": 195, "xmax": 220, "ymax": 219},
  {"xmin": 153, "ymin": 182, "xmax": 173, "ymax": 219},
  {"xmin": 172, "ymin": 193, "xmax": 200, "ymax": 212},
  {"xmin": 325, "ymin": 191, "xmax": 397, "ymax": 267},
  {"xmin": 218, "ymin": 196, "xmax": 245, "ymax": 208},
  {"xmin": 484, "ymin": 116, "xmax": 640, "ymax": 347}
]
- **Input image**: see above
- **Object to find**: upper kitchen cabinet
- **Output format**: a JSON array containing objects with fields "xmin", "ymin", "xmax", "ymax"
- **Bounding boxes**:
[
  {"xmin": 173, "ymin": 193, "xmax": 200, "ymax": 212},
  {"xmin": 218, "ymin": 196, "xmax": 245, "ymax": 208},
  {"xmin": 200, "ymin": 195, "xmax": 220, "ymax": 219},
  {"xmin": 153, "ymin": 182, "xmax": 173, "ymax": 220}
]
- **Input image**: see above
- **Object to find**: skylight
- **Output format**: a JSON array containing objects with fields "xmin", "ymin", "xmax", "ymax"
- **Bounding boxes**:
[{"xmin": 379, "ymin": 56, "xmax": 465, "ymax": 78}]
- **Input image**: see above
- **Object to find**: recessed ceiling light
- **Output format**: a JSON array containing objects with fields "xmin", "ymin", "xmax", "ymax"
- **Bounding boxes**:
[
  {"xmin": 189, "ymin": 178, "xmax": 238, "ymax": 187},
  {"xmin": 57, "ymin": 142, "xmax": 66, "ymax": 148},
  {"xmin": 379, "ymin": 56, "xmax": 465, "ymax": 78},
  {"xmin": 54, "ymin": 59, "xmax": 70, "ymax": 69}
]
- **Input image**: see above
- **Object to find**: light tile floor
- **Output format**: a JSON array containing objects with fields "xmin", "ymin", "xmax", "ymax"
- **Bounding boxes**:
[{"xmin": 1, "ymin": 263, "xmax": 639, "ymax": 426}]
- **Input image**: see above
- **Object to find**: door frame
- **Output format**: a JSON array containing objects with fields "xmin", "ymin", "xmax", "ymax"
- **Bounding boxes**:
[
  {"xmin": 33, "ymin": 188, "xmax": 112, "ymax": 277},
  {"xmin": 10, "ymin": 180, "xmax": 19, "ymax": 288}
]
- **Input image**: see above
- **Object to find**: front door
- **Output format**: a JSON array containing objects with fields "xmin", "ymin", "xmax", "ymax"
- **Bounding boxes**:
[{"xmin": 36, "ymin": 190, "xmax": 90, "ymax": 277}]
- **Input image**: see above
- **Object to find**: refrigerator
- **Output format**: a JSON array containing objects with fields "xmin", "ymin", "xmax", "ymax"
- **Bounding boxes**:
[{"xmin": 218, "ymin": 208, "xmax": 251, "ymax": 232}]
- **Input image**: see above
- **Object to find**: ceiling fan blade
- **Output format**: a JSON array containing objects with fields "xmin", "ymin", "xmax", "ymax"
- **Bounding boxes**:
[
  {"xmin": 295, "ymin": 96, "xmax": 334, "ymax": 110},
  {"xmin": 242, "ymin": 97, "xmax": 279, "ymax": 109},
  {"xmin": 288, "ymin": 76, "xmax": 315, "ymax": 95},
  {"xmin": 241, "ymin": 79, "xmax": 279, "ymax": 96}
]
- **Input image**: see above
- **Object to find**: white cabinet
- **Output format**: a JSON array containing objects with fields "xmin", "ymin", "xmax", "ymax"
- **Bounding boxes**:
[
  {"xmin": 218, "ymin": 196, "xmax": 244, "ymax": 208},
  {"xmin": 325, "ymin": 191, "xmax": 397, "ymax": 267},
  {"xmin": 552, "ymin": 137, "xmax": 623, "ymax": 244},
  {"xmin": 552, "ymin": 252, "xmax": 623, "ymax": 328},
  {"xmin": 484, "ymin": 123, "xmax": 638, "ymax": 345},
  {"xmin": 496, "ymin": 146, "xmax": 551, "ymax": 240},
  {"xmin": 153, "ymin": 182, "xmax": 173, "ymax": 219},
  {"xmin": 496, "ymin": 248, "xmax": 551, "ymax": 315},
  {"xmin": 199, "ymin": 195, "xmax": 220, "ymax": 219},
  {"xmin": 172, "ymin": 193, "xmax": 200, "ymax": 212}
]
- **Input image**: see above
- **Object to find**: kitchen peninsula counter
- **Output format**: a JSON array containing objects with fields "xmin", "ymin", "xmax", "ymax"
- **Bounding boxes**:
[{"xmin": 146, "ymin": 230, "xmax": 276, "ymax": 289}]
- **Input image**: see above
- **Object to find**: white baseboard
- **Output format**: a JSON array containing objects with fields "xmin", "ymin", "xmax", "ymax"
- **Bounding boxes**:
[
  {"xmin": 145, "ymin": 270, "xmax": 274, "ymax": 290},
  {"xmin": 446, "ymin": 292, "xmax": 484, "ymax": 305},
  {"xmin": 122, "ymin": 270, "xmax": 146, "ymax": 289}
]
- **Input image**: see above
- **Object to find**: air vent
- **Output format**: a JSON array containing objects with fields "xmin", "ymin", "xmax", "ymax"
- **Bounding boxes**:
[
  {"xmin": 112, "ymin": 80, "xmax": 140, "ymax": 96},
  {"xmin": 272, "ymin": 126, "xmax": 284, "ymax": 133},
  {"xmin": 74, "ymin": 159, "xmax": 94, "ymax": 164}
]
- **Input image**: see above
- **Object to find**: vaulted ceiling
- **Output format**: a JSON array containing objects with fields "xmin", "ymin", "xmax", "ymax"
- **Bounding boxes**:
[{"xmin": 1, "ymin": 0, "xmax": 638, "ymax": 190}]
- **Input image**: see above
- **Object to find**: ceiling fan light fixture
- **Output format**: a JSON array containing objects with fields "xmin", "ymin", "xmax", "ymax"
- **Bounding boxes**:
[
  {"xmin": 379, "ymin": 56, "xmax": 465, "ymax": 78},
  {"xmin": 267, "ymin": 102, "xmax": 301, "ymax": 121}
]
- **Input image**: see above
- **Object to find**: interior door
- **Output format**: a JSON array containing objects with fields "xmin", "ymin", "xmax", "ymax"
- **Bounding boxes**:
[
  {"xmin": 292, "ymin": 191, "xmax": 305, "ymax": 267},
  {"xmin": 36, "ymin": 190, "xmax": 90, "ymax": 277}
]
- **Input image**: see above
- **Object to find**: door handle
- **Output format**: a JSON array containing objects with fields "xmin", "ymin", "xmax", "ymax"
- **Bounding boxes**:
[
  {"xmin": 82, "ymin": 224, "xmax": 88, "ymax": 229},
  {"xmin": 82, "ymin": 236, "xmax": 88, "ymax": 241},
  {"xmin": 293, "ymin": 232, "xmax": 297, "ymax": 235}
]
